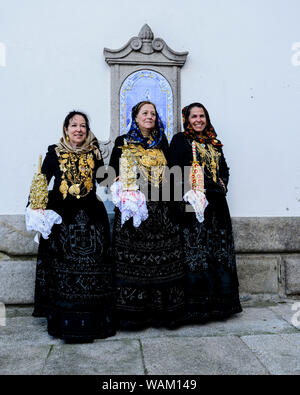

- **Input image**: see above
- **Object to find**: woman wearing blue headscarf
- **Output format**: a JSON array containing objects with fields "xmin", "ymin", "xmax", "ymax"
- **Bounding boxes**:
[{"xmin": 109, "ymin": 101, "xmax": 186, "ymax": 330}]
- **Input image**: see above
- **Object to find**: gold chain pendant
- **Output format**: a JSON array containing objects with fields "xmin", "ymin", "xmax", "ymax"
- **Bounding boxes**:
[
  {"xmin": 194, "ymin": 142, "xmax": 221, "ymax": 182},
  {"xmin": 122, "ymin": 144, "xmax": 166, "ymax": 187},
  {"xmin": 58, "ymin": 152, "xmax": 94, "ymax": 199},
  {"xmin": 59, "ymin": 179, "xmax": 68, "ymax": 199}
]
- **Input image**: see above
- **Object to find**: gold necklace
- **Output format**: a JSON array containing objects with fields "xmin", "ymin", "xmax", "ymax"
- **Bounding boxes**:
[
  {"xmin": 121, "ymin": 143, "xmax": 166, "ymax": 188},
  {"xmin": 58, "ymin": 152, "xmax": 94, "ymax": 199},
  {"xmin": 194, "ymin": 142, "xmax": 221, "ymax": 183}
]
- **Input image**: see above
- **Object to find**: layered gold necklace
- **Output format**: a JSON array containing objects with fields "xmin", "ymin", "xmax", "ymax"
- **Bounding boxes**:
[
  {"xmin": 194, "ymin": 141, "xmax": 221, "ymax": 183},
  {"xmin": 58, "ymin": 152, "xmax": 94, "ymax": 199},
  {"xmin": 120, "ymin": 142, "xmax": 166, "ymax": 188}
]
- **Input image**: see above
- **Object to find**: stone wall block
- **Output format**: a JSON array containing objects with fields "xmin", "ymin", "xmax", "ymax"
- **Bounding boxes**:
[
  {"xmin": 284, "ymin": 255, "xmax": 300, "ymax": 295},
  {"xmin": 0, "ymin": 260, "xmax": 36, "ymax": 304},
  {"xmin": 232, "ymin": 217, "xmax": 300, "ymax": 253},
  {"xmin": 0, "ymin": 215, "xmax": 38, "ymax": 256},
  {"xmin": 1, "ymin": 215, "xmax": 299, "ymax": 257},
  {"xmin": 0, "ymin": 215, "xmax": 299, "ymax": 303},
  {"xmin": 236, "ymin": 255, "xmax": 279, "ymax": 294}
]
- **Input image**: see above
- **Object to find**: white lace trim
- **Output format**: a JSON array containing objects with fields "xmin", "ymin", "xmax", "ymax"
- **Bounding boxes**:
[
  {"xmin": 183, "ymin": 190, "xmax": 208, "ymax": 223},
  {"xmin": 25, "ymin": 207, "xmax": 62, "ymax": 242},
  {"xmin": 110, "ymin": 181, "xmax": 148, "ymax": 228}
]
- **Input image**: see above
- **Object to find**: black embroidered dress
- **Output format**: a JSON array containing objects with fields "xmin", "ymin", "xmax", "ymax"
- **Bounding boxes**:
[
  {"xmin": 109, "ymin": 134, "xmax": 186, "ymax": 329},
  {"xmin": 169, "ymin": 132, "xmax": 242, "ymax": 322},
  {"xmin": 32, "ymin": 144, "xmax": 116, "ymax": 341}
]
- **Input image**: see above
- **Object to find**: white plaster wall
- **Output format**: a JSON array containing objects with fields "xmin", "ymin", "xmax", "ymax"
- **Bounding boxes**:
[{"xmin": 0, "ymin": 0, "xmax": 299, "ymax": 216}]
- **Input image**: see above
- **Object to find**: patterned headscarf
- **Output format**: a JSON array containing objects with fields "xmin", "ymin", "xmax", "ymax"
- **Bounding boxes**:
[
  {"xmin": 182, "ymin": 103, "xmax": 223, "ymax": 147},
  {"xmin": 125, "ymin": 101, "xmax": 165, "ymax": 149}
]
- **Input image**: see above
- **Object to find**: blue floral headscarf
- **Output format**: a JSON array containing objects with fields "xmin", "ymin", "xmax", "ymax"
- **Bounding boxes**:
[{"xmin": 125, "ymin": 101, "xmax": 165, "ymax": 149}]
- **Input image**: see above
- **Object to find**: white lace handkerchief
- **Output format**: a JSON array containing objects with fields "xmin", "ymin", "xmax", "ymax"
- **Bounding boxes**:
[
  {"xmin": 25, "ymin": 207, "xmax": 62, "ymax": 242},
  {"xmin": 183, "ymin": 190, "xmax": 208, "ymax": 223},
  {"xmin": 110, "ymin": 181, "xmax": 148, "ymax": 228}
]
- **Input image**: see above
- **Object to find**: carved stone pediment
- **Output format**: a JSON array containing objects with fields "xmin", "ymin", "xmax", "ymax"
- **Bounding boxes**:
[
  {"xmin": 101, "ymin": 24, "xmax": 189, "ymax": 164},
  {"xmin": 104, "ymin": 24, "xmax": 188, "ymax": 66}
]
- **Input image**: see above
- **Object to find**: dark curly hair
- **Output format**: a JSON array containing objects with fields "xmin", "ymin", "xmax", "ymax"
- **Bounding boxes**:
[{"xmin": 63, "ymin": 111, "xmax": 91, "ymax": 135}]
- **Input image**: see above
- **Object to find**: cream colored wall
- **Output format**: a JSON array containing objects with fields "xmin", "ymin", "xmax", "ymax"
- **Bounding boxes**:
[{"xmin": 0, "ymin": 0, "xmax": 299, "ymax": 216}]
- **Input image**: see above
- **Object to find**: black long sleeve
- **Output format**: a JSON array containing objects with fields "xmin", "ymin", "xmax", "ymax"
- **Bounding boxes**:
[
  {"xmin": 218, "ymin": 148, "xmax": 230, "ymax": 188},
  {"xmin": 168, "ymin": 133, "xmax": 187, "ymax": 169},
  {"xmin": 108, "ymin": 135, "xmax": 126, "ymax": 179},
  {"xmin": 160, "ymin": 133, "xmax": 169, "ymax": 163},
  {"xmin": 41, "ymin": 145, "xmax": 57, "ymax": 185}
]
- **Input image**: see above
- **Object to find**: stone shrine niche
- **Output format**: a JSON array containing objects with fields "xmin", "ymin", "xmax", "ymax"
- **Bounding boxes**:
[
  {"xmin": 101, "ymin": 24, "xmax": 188, "ymax": 163},
  {"xmin": 120, "ymin": 70, "xmax": 173, "ymax": 142}
]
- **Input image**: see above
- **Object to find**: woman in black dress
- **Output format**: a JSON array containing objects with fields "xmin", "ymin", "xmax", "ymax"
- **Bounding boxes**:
[
  {"xmin": 29, "ymin": 111, "xmax": 116, "ymax": 342},
  {"xmin": 109, "ymin": 101, "xmax": 186, "ymax": 330},
  {"xmin": 169, "ymin": 103, "xmax": 242, "ymax": 323}
]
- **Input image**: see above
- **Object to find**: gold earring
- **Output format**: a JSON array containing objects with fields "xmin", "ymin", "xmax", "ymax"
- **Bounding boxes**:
[{"xmin": 66, "ymin": 135, "xmax": 69, "ymax": 142}]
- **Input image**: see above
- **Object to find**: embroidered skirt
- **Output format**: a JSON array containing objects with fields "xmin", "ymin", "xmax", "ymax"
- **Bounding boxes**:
[
  {"xmin": 32, "ymin": 192, "xmax": 116, "ymax": 341},
  {"xmin": 182, "ymin": 192, "xmax": 242, "ymax": 322},
  {"xmin": 112, "ymin": 201, "xmax": 186, "ymax": 329}
]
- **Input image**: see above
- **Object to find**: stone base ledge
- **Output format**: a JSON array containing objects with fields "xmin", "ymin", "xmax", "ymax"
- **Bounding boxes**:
[
  {"xmin": 0, "ymin": 253, "xmax": 299, "ymax": 305},
  {"xmin": 1, "ymin": 214, "xmax": 299, "ymax": 304},
  {"xmin": 232, "ymin": 217, "xmax": 300, "ymax": 253},
  {"xmin": 0, "ymin": 215, "xmax": 299, "ymax": 256}
]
